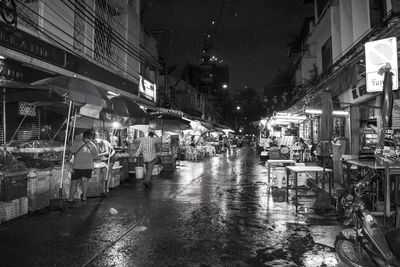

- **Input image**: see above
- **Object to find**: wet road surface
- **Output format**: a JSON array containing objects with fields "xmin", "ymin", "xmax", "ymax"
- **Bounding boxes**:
[{"xmin": 0, "ymin": 147, "xmax": 344, "ymax": 266}]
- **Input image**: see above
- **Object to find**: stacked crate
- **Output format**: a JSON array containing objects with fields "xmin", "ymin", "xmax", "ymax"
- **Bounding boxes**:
[
  {"xmin": 27, "ymin": 169, "xmax": 51, "ymax": 212},
  {"xmin": 0, "ymin": 171, "xmax": 29, "ymax": 222},
  {"xmin": 160, "ymin": 154, "xmax": 176, "ymax": 172},
  {"xmin": 87, "ymin": 168, "xmax": 104, "ymax": 197},
  {"xmin": 110, "ymin": 165, "xmax": 122, "ymax": 188}
]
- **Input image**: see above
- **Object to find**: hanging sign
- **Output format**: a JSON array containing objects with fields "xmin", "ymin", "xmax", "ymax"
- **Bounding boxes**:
[
  {"xmin": 139, "ymin": 75, "xmax": 156, "ymax": 102},
  {"xmin": 365, "ymin": 37, "xmax": 398, "ymax": 92}
]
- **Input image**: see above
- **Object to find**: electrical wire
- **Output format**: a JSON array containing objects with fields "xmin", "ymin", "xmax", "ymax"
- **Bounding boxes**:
[
  {"xmin": 15, "ymin": 0, "xmax": 141, "ymax": 82},
  {"xmin": 38, "ymin": 0, "xmax": 142, "ymax": 78},
  {"xmin": 67, "ymin": 0, "xmax": 161, "ymax": 67}
]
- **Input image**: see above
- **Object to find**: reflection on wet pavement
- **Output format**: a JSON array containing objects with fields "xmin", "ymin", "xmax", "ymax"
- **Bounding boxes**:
[{"xmin": 0, "ymin": 147, "xmax": 344, "ymax": 267}]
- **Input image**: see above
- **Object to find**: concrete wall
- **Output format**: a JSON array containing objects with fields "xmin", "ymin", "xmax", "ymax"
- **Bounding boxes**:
[
  {"xmin": 351, "ymin": 0, "xmax": 370, "ymax": 42},
  {"xmin": 330, "ymin": 4, "xmax": 342, "ymax": 62},
  {"xmin": 339, "ymin": 0, "xmax": 353, "ymax": 53},
  {"xmin": 40, "ymin": 1, "xmax": 74, "ymax": 48}
]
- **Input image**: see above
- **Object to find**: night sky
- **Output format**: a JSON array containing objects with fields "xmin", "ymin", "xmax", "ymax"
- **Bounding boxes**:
[{"xmin": 141, "ymin": 0, "xmax": 314, "ymax": 96}]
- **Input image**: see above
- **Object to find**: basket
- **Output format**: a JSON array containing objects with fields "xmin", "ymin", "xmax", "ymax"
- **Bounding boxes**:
[
  {"xmin": 19, "ymin": 197, "xmax": 28, "ymax": 216},
  {"xmin": 0, "ymin": 199, "xmax": 20, "ymax": 222},
  {"xmin": 28, "ymin": 192, "xmax": 50, "ymax": 212}
]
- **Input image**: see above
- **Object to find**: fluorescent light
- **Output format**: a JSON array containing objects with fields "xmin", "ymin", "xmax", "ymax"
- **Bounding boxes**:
[
  {"xmin": 274, "ymin": 115, "xmax": 307, "ymax": 120},
  {"xmin": 305, "ymin": 109, "xmax": 322, "ymax": 114},
  {"xmin": 107, "ymin": 91, "xmax": 120, "ymax": 96},
  {"xmin": 0, "ymin": 55, "xmax": 5, "ymax": 60},
  {"xmin": 305, "ymin": 109, "xmax": 349, "ymax": 116},
  {"xmin": 333, "ymin": 110, "xmax": 349, "ymax": 116}
]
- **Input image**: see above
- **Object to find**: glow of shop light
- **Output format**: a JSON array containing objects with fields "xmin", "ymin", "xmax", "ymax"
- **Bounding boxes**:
[
  {"xmin": 236, "ymin": 106, "xmax": 241, "ymax": 110},
  {"xmin": 305, "ymin": 109, "xmax": 349, "ymax": 116},
  {"xmin": 274, "ymin": 115, "xmax": 307, "ymax": 120},
  {"xmin": 305, "ymin": 109, "xmax": 322, "ymax": 114},
  {"xmin": 222, "ymin": 84, "xmax": 228, "ymax": 89},
  {"xmin": 112, "ymin": 121, "xmax": 120, "ymax": 128},
  {"xmin": 107, "ymin": 91, "xmax": 120, "ymax": 96},
  {"xmin": 332, "ymin": 110, "xmax": 349, "ymax": 116},
  {"xmin": 0, "ymin": 55, "xmax": 5, "ymax": 60}
]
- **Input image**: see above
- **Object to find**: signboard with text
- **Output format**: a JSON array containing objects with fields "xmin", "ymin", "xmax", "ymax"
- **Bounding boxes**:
[
  {"xmin": 365, "ymin": 37, "xmax": 398, "ymax": 92},
  {"xmin": 139, "ymin": 75, "xmax": 156, "ymax": 102}
]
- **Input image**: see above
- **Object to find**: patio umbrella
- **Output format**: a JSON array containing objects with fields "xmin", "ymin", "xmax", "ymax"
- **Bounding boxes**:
[
  {"xmin": 149, "ymin": 113, "xmax": 191, "ymax": 131},
  {"xmin": 314, "ymin": 89, "xmax": 333, "ymax": 211},
  {"xmin": 377, "ymin": 66, "xmax": 394, "ymax": 152},
  {"xmin": 31, "ymin": 76, "xmax": 109, "ymax": 107},
  {"xmin": 105, "ymin": 97, "xmax": 149, "ymax": 125},
  {"xmin": 320, "ymin": 89, "xmax": 333, "ymax": 144}
]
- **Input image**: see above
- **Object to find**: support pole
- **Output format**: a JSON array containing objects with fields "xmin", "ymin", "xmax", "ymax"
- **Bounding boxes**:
[{"xmin": 59, "ymin": 101, "xmax": 73, "ymax": 209}]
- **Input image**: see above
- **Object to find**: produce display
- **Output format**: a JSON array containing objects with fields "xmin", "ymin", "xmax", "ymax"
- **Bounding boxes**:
[
  {"xmin": 8, "ymin": 140, "xmax": 64, "ymax": 153},
  {"xmin": 0, "ymin": 152, "xmax": 27, "ymax": 173}
]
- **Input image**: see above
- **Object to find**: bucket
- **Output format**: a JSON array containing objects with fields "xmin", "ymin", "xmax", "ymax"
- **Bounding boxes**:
[
  {"xmin": 135, "ymin": 167, "xmax": 144, "ymax": 179},
  {"xmin": 273, "ymin": 169, "xmax": 287, "ymax": 189}
]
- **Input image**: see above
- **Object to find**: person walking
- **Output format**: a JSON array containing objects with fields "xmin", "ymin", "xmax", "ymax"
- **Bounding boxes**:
[
  {"xmin": 134, "ymin": 132, "xmax": 161, "ymax": 188},
  {"xmin": 67, "ymin": 129, "xmax": 99, "ymax": 202},
  {"xmin": 94, "ymin": 132, "xmax": 115, "ymax": 194}
]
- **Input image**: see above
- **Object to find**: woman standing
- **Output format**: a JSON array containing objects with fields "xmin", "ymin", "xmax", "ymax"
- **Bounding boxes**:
[{"xmin": 67, "ymin": 130, "xmax": 99, "ymax": 202}]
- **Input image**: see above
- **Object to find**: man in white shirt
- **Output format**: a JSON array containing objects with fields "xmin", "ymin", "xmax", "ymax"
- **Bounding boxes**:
[{"xmin": 134, "ymin": 132, "xmax": 161, "ymax": 187}]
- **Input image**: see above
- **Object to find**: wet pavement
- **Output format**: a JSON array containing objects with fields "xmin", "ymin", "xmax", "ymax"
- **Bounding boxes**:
[{"xmin": 0, "ymin": 147, "xmax": 345, "ymax": 267}]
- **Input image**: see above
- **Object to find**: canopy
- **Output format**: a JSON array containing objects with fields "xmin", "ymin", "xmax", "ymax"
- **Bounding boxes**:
[
  {"xmin": 31, "ymin": 76, "xmax": 109, "ymax": 107},
  {"xmin": 149, "ymin": 114, "xmax": 191, "ymax": 132},
  {"xmin": 105, "ymin": 97, "xmax": 149, "ymax": 125}
]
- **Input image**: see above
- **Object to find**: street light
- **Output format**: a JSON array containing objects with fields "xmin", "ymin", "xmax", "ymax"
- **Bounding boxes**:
[
  {"xmin": 236, "ymin": 106, "xmax": 241, "ymax": 110},
  {"xmin": 222, "ymin": 84, "xmax": 228, "ymax": 89}
]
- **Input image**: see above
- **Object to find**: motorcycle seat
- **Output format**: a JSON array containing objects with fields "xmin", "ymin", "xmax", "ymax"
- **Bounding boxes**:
[{"xmin": 386, "ymin": 228, "xmax": 400, "ymax": 260}]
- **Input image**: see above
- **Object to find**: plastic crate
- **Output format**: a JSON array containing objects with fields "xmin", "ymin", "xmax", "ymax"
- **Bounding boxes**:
[
  {"xmin": 27, "ymin": 170, "xmax": 50, "ymax": 196},
  {"xmin": 19, "ymin": 197, "xmax": 28, "ymax": 216},
  {"xmin": 87, "ymin": 183, "xmax": 104, "ymax": 197},
  {"xmin": 28, "ymin": 192, "xmax": 50, "ymax": 212},
  {"xmin": 162, "ymin": 162, "xmax": 176, "ymax": 172},
  {"xmin": 1, "ymin": 172, "xmax": 28, "ymax": 201},
  {"xmin": 0, "ymin": 199, "xmax": 20, "ymax": 222}
]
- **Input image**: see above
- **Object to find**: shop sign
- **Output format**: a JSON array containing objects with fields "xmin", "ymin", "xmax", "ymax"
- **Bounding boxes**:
[
  {"xmin": 0, "ymin": 21, "xmax": 66, "ymax": 67},
  {"xmin": 139, "ymin": 75, "xmax": 156, "ymax": 102},
  {"xmin": 365, "ymin": 37, "xmax": 398, "ymax": 92}
]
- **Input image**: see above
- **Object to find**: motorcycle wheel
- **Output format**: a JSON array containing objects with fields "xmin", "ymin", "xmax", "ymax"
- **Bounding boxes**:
[{"xmin": 335, "ymin": 238, "xmax": 375, "ymax": 267}]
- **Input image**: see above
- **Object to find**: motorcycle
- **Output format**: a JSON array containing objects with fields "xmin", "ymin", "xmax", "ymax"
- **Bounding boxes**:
[{"xmin": 335, "ymin": 170, "xmax": 400, "ymax": 266}]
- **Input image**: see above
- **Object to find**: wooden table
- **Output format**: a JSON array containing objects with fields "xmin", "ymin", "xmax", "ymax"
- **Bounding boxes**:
[
  {"xmin": 267, "ymin": 159, "xmax": 296, "ymax": 184},
  {"xmin": 344, "ymin": 159, "xmax": 400, "ymax": 226},
  {"xmin": 286, "ymin": 166, "xmax": 333, "ymax": 213}
]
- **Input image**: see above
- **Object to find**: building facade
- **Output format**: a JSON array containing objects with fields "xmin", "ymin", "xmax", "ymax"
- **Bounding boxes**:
[{"xmin": 272, "ymin": 0, "xmax": 400, "ymax": 154}]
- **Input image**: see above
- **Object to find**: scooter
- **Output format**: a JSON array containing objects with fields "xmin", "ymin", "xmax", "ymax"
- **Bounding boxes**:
[{"xmin": 335, "ymin": 171, "xmax": 400, "ymax": 267}]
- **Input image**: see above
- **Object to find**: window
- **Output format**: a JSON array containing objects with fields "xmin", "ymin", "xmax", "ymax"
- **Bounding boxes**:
[
  {"xmin": 321, "ymin": 37, "xmax": 332, "ymax": 73},
  {"xmin": 316, "ymin": 0, "xmax": 330, "ymax": 19},
  {"xmin": 369, "ymin": 0, "xmax": 385, "ymax": 28}
]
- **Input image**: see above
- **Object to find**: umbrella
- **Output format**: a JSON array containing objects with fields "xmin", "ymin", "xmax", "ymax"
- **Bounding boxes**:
[
  {"xmin": 320, "ymin": 89, "xmax": 333, "ymax": 143},
  {"xmin": 314, "ymin": 89, "xmax": 333, "ymax": 211},
  {"xmin": 105, "ymin": 97, "xmax": 149, "ymax": 125},
  {"xmin": 149, "ymin": 114, "xmax": 191, "ymax": 132},
  {"xmin": 31, "ymin": 76, "xmax": 109, "ymax": 107},
  {"xmin": 376, "ymin": 64, "xmax": 394, "ymax": 159}
]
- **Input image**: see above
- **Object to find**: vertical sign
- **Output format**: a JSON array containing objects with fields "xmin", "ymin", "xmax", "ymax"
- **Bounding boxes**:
[{"xmin": 365, "ymin": 37, "xmax": 398, "ymax": 92}]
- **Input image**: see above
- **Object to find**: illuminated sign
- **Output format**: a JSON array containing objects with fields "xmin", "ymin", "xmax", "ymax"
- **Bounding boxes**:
[
  {"xmin": 139, "ymin": 75, "xmax": 156, "ymax": 102},
  {"xmin": 365, "ymin": 37, "xmax": 398, "ymax": 92}
]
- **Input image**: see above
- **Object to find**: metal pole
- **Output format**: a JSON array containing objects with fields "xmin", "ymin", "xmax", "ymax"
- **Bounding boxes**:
[
  {"xmin": 59, "ymin": 101, "xmax": 73, "ymax": 209},
  {"xmin": 3, "ymin": 87, "xmax": 6, "ymax": 158}
]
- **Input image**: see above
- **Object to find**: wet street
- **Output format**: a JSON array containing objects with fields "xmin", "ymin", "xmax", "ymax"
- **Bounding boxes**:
[{"xmin": 0, "ymin": 147, "xmax": 344, "ymax": 267}]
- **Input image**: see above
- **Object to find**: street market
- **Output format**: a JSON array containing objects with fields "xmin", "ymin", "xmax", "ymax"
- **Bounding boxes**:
[{"xmin": 0, "ymin": 0, "xmax": 400, "ymax": 266}]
